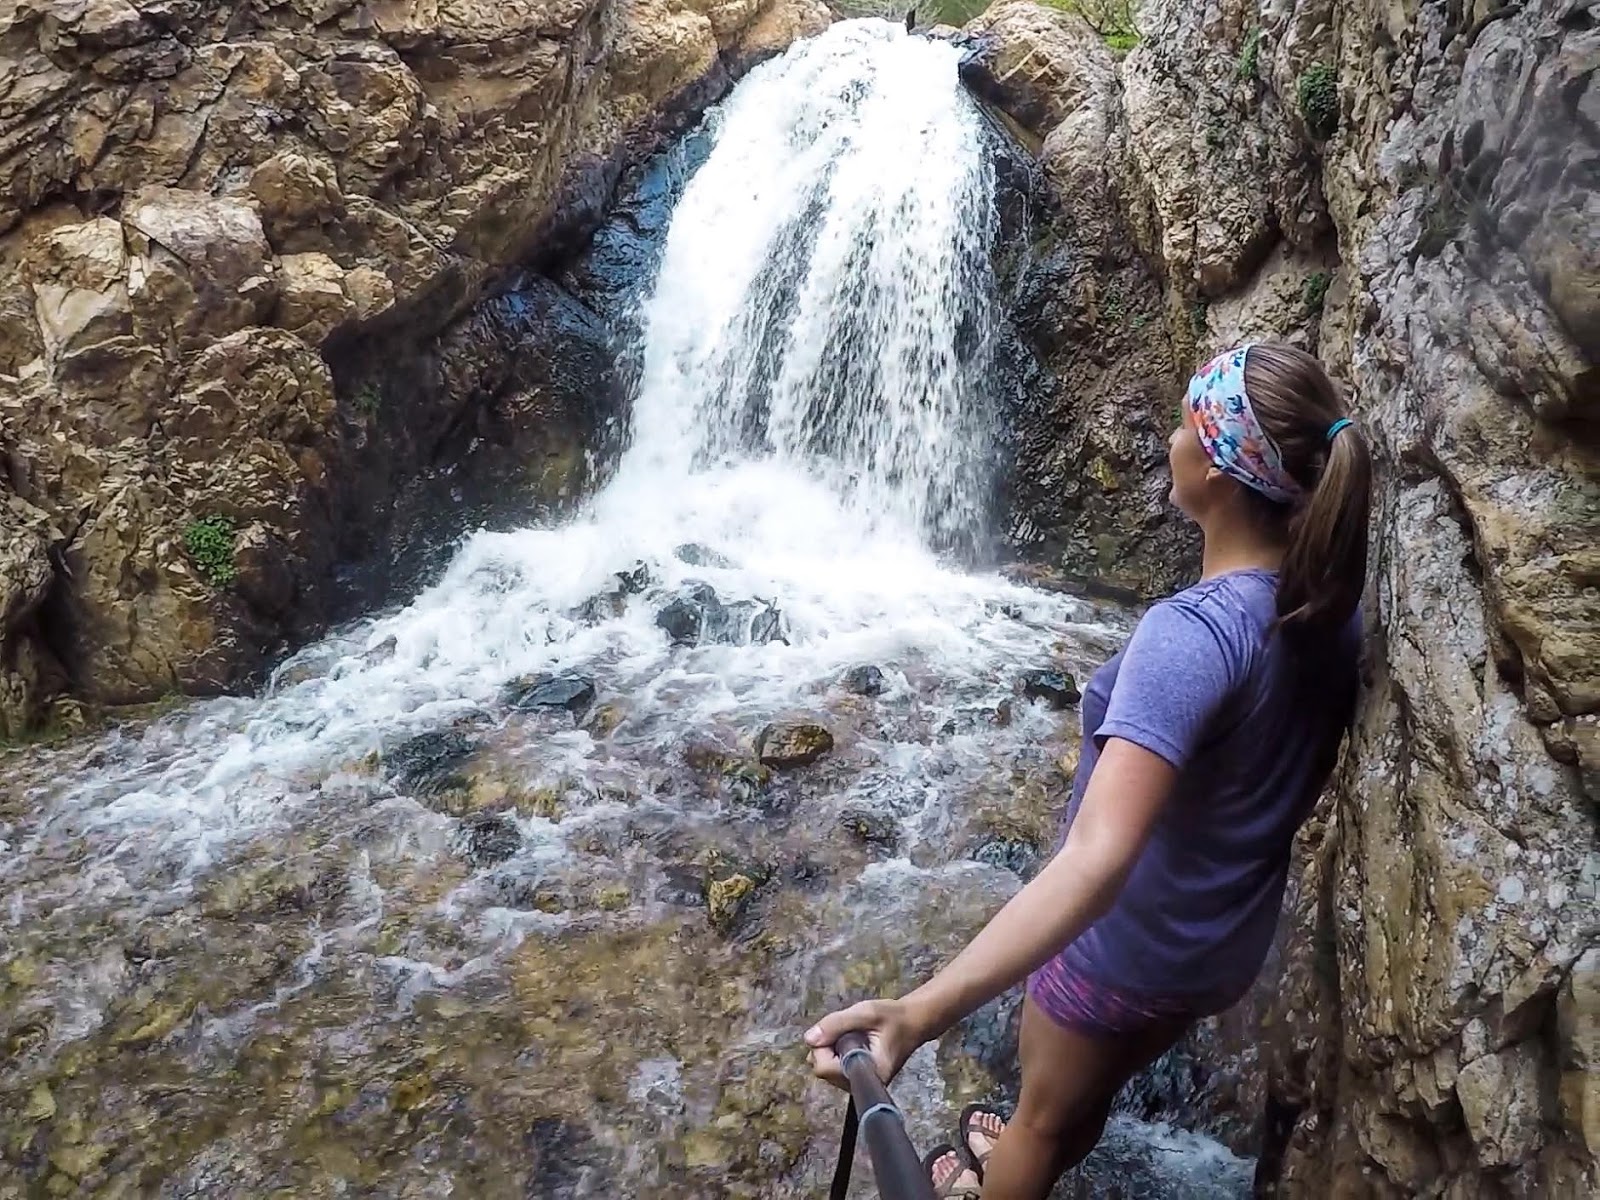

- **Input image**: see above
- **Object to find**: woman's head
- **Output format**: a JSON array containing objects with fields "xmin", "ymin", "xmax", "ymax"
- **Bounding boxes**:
[{"xmin": 1169, "ymin": 341, "xmax": 1372, "ymax": 635}]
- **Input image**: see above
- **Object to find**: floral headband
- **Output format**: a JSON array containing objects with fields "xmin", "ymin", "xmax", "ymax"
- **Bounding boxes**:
[{"xmin": 1184, "ymin": 345, "xmax": 1305, "ymax": 505}]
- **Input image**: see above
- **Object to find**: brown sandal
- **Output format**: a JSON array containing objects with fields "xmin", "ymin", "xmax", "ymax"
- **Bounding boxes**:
[
  {"xmin": 923, "ymin": 1142, "xmax": 983, "ymax": 1198},
  {"xmin": 959, "ymin": 1103, "xmax": 1007, "ymax": 1181}
]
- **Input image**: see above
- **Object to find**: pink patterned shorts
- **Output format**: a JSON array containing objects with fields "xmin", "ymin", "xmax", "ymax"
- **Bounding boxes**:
[{"xmin": 1027, "ymin": 949, "xmax": 1240, "ymax": 1039}]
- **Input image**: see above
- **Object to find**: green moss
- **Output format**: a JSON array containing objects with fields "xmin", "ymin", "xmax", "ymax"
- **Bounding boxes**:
[
  {"xmin": 1302, "ymin": 270, "xmax": 1331, "ymax": 318},
  {"xmin": 1190, "ymin": 298, "xmax": 1210, "ymax": 335},
  {"xmin": 1237, "ymin": 27, "xmax": 1262, "ymax": 81},
  {"xmin": 1297, "ymin": 62, "xmax": 1339, "ymax": 140},
  {"xmin": 183, "ymin": 515, "xmax": 237, "ymax": 588},
  {"xmin": 354, "ymin": 383, "xmax": 382, "ymax": 415}
]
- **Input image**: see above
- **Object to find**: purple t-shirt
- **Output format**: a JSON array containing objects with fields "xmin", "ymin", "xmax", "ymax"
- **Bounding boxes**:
[{"xmin": 1056, "ymin": 568, "xmax": 1360, "ymax": 999}]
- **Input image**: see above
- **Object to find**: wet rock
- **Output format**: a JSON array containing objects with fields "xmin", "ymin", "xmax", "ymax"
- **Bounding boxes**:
[
  {"xmin": 746, "ymin": 602, "xmax": 788, "ymax": 646},
  {"xmin": 387, "ymin": 729, "xmax": 478, "ymax": 795},
  {"xmin": 842, "ymin": 664, "xmax": 887, "ymax": 696},
  {"xmin": 839, "ymin": 804, "xmax": 899, "ymax": 849},
  {"xmin": 656, "ymin": 582, "xmax": 720, "ymax": 646},
  {"xmin": 706, "ymin": 873, "xmax": 756, "ymax": 935},
  {"xmin": 756, "ymin": 721, "xmax": 834, "ymax": 768},
  {"xmin": 460, "ymin": 814, "xmax": 522, "ymax": 868},
  {"xmin": 656, "ymin": 867, "xmax": 707, "ymax": 908},
  {"xmin": 583, "ymin": 701, "xmax": 629, "ymax": 739},
  {"xmin": 505, "ymin": 673, "xmax": 596, "ymax": 718},
  {"xmin": 675, "ymin": 542, "xmax": 733, "ymax": 569},
  {"xmin": 972, "ymin": 838, "xmax": 1041, "ymax": 879},
  {"xmin": 615, "ymin": 562, "xmax": 652, "ymax": 594},
  {"xmin": 1020, "ymin": 669, "xmax": 1080, "ymax": 709},
  {"xmin": 685, "ymin": 740, "xmax": 773, "ymax": 802}
]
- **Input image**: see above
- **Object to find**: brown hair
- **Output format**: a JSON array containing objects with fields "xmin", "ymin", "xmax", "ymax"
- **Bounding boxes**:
[{"xmin": 1241, "ymin": 342, "xmax": 1372, "ymax": 636}]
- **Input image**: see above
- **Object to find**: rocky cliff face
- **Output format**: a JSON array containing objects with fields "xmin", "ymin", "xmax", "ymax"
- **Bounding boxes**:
[
  {"xmin": 967, "ymin": 0, "xmax": 1597, "ymax": 1194},
  {"xmin": 0, "ymin": 0, "xmax": 829, "ymax": 736}
]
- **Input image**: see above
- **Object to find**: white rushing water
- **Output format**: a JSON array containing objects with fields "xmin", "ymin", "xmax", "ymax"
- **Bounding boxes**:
[{"xmin": 11, "ymin": 19, "xmax": 1101, "ymax": 871}]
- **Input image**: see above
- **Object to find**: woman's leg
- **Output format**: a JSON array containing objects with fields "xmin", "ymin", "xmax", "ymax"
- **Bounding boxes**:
[{"xmin": 975, "ymin": 995, "xmax": 1190, "ymax": 1200}]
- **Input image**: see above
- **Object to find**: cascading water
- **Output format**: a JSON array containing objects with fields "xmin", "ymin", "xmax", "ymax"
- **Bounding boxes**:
[
  {"xmin": 618, "ymin": 20, "xmax": 999, "ymax": 552},
  {"xmin": 0, "ymin": 21, "xmax": 1251, "ymax": 1198}
]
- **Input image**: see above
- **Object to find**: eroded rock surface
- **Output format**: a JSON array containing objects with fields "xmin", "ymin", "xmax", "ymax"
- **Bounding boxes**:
[
  {"xmin": 0, "ymin": 0, "xmax": 830, "ymax": 733},
  {"xmin": 972, "ymin": 1, "xmax": 1597, "ymax": 1194}
]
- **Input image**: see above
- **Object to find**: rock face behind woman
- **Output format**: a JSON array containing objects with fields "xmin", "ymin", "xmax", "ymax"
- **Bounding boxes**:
[
  {"xmin": 965, "ymin": 2, "xmax": 1597, "ymax": 1195},
  {"xmin": 0, "ymin": 0, "xmax": 831, "ymax": 736}
]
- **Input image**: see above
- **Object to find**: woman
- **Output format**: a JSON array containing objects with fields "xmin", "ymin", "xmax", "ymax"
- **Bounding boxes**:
[{"xmin": 805, "ymin": 342, "xmax": 1370, "ymax": 1198}]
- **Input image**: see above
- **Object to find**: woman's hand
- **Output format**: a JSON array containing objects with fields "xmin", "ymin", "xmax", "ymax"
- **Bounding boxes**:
[{"xmin": 804, "ymin": 997, "xmax": 930, "ymax": 1091}]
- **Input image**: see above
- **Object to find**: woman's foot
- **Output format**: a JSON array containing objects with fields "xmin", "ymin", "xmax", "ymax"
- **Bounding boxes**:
[
  {"xmin": 959, "ymin": 1104, "xmax": 1007, "ymax": 1179},
  {"xmin": 923, "ymin": 1143, "xmax": 982, "ymax": 1197}
]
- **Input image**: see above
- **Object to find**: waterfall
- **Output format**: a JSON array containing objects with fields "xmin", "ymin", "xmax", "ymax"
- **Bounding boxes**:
[{"xmin": 616, "ymin": 18, "xmax": 999, "ymax": 552}]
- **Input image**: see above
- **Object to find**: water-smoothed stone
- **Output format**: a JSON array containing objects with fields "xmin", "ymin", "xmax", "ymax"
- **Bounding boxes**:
[
  {"xmin": 583, "ymin": 701, "xmax": 630, "ymax": 740},
  {"xmin": 504, "ymin": 672, "xmax": 596, "ymax": 718},
  {"xmin": 706, "ymin": 873, "xmax": 756, "ymax": 936},
  {"xmin": 839, "ymin": 804, "xmax": 899, "ymax": 849},
  {"xmin": 972, "ymin": 838, "xmax": 1041, "ymax": 879},
  {"xmin": 656, "ymin": 582, "xmax": 721, "ymax": 646},
  {"xmin": 842, "ymin": 664, "xmax": 888, "ymax": 696},
  {"xmin": 386, "ymin": 729, "xmax": 478, "ymax": 795},
  {"xmin": 459, "ymin": 814, "xmax": 522, "ymax": 869},
  {"xmin": 756, "ymin": 720, "xmax": 834, "ymax": 768},
  {"xmin": 1020, "ymin": 668, "xmax": 1080, "ymax": 709}
]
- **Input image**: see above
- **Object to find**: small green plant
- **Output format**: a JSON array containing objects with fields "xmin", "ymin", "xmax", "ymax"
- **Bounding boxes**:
[
  {"xmin": 355, "ymin": 383, "xmax": 382, "ymax": 416},
  {"xmin": 1237, "ymin": 27, "xmax": 1262, "ymax": 81},
  {"xmin": 184, "ymin": 515, "xmax": 237, "ymax": 588},
  {"xmin": 1190, "ymin": 298, "xmax": 1210, "ymax": 335},
  {"xmin": 1302, "ymin": 270, "xmax": 1331, "ymax": 318},
  {"xmin": 1102, "ymin": 286, "xmax": 1125, "ymax": 322},
  {"xmin": 1297, "ymin": 62, "xmax": 1339, "ymax": 140},
  {"xmin": 1041, "ymin": 0, "xmax": 1140, "ymax": 52}
]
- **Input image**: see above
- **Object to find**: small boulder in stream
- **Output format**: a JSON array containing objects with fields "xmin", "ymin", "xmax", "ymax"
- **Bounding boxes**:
[
  {"xmin": 656, "ymin": 581, "xmax": 720, "ymax": 645},
  {"xmin": 1020, "ymin": 668, "xmax": 1081, "ymax": 709},
  {"xmin": 658, "ymin": 583, "xmax": 786, "ymax": 647},
  {"xmin": 756, "ymin": 720, "xmax": 834, "ymax": 768},
  {"xmin": 505, "ymin": 672, "xmax": 597, "ymax": 717},
  {"xmin": 386, "ymin": 729, "xmax": 479, "ymax": 795},
  {"xmin": 841, "ymin": 664, "xmax": 887, "ymax": 696}
]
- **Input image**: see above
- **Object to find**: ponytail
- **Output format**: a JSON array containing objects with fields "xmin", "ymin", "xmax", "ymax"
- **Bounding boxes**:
[
  {"xmin": 1239, "ymin": 342, "xmax": 1372, "ymax": 637},
  {"xmin": 1275, "ymin": 421, "xmax": 1371, "ymax": 633}
]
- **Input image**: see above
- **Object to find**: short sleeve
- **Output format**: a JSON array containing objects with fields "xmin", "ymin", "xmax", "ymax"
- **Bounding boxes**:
[{"xmin": 1095, "ymin": 598, "xmax": 1247, "ymax": 770}]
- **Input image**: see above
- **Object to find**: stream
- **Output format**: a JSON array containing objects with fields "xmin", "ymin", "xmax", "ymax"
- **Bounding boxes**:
[{"xmin": 0, "ymin": 21, "xmax": 1254, "ymax": 1199}]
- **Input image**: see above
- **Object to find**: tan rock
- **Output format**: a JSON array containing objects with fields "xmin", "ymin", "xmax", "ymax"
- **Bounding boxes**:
[
  {"xmin": 24, "ymin": 216, "xmax": 131, "ymax": 366},
  {"xmin": 249, "ymin": 152, "xmax": 347, "ymax": 248},
  {"xmin": 0, "ymin": 496, "xmax": 55, "ymax": 633},
  {"xmin": 0, "ymin": 0, "xmax": 828, "ymax": 718},
  {"xmin": 123, "ymin": 186, "xmax": 278, "ymax": 353},
  {"xmin": 275, "ymin": 252, "xmax": 355, "ymax": 346},
  {"xmin": 1457, "ymin": 1042, "xmax": 1545, "ymax": 1168}
]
